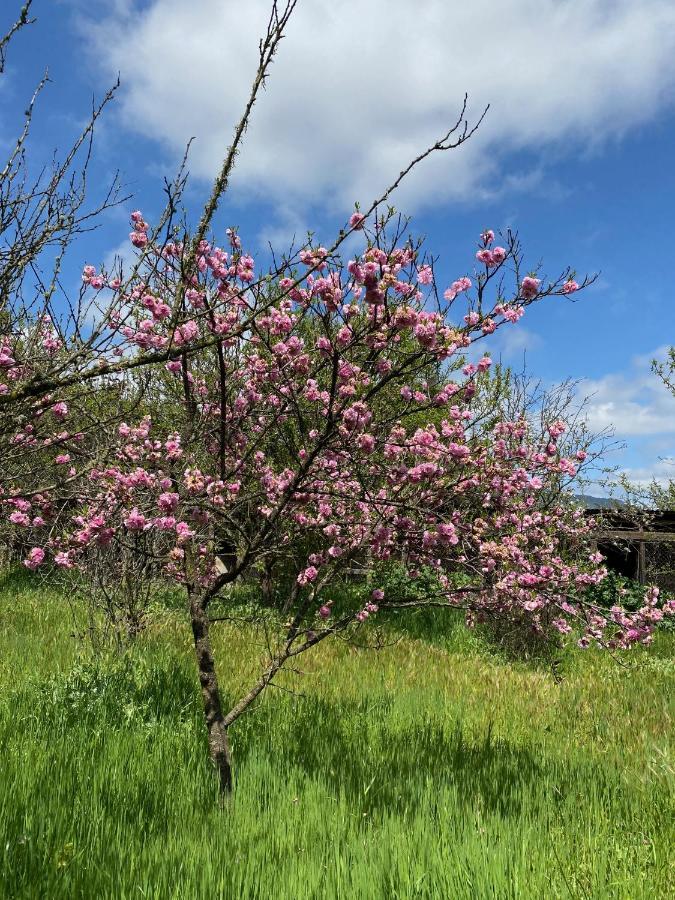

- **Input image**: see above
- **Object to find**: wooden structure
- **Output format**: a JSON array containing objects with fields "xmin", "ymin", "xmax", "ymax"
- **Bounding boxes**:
[{"xmin": 587, "ymin": 509, "xmax": 675, "ymax": 589}]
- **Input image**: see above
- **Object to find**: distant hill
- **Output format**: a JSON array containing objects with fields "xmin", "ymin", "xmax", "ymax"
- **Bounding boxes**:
[{"xmin": 574, "ymin": 494, "xmax": 625, "ymax": 510}]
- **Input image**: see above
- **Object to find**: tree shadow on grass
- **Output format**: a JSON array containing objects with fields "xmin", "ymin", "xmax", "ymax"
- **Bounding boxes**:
[
  {"xmin": 0, "ymin": 566, "xmax": 35, "ymax": 595},
  {"xmin": 235, "ymin": 694, "xmax": 614, "ymax": 821}
]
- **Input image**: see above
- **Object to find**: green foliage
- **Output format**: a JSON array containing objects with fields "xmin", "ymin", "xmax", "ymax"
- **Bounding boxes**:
[
  {"xmin": 585, "ymin": 571, "xmax": 674, "ymax": 631},
  {"xmin": 1, "ymin": 580, "xmax": 673, "ymax": 898},
  {"xmin": 34, "ymin": 654, "xmax": 199, "ymax": 731},
  {"xmin": 586, "ymin": 571, "xmax": 651, "ymax": 613},
  {"xmin": 375, "ymin": 561, "xmax": 447, "ymax": 603}
]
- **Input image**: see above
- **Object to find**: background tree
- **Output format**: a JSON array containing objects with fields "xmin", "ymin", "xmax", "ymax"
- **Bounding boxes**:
[{"xmin": 606, "ymin": 347, "xmax": 674, "ymax": 511}]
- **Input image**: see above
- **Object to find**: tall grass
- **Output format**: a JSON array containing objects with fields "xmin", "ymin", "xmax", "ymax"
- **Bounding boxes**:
[{"xmin": 0, "ymin": 570, "xmax": 673, "ymax": 898}]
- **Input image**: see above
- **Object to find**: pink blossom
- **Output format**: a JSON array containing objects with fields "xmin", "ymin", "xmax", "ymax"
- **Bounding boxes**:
[
  {"xmin": 502, "ymin": 305, "xmax": 524, "ymax": 323},
  {"xmin": 54, "ymin": 552, "xmax": 74, "ymax": 569},
  {"xmin": 357, "ymin": 433, "xmax": 375, "ymax": 453},
  {"xmin": 23, "ymin": 547, "xmax": 45, "ymax": 570},
  {"xmin": 9, "ymin": 511, "xmax": 30, "ymax": 527},
  {"xmin": 130, "ymin": 231, "xmax": 148, "ymax": 249},
  {"xmin": 417, "ymin": 265, "xmax": 433, "ymax": 285},
  {"xmin": 158, "ymin": 492, "xmax": 179, "ymax": 513},
  {"xmin": 124, "ymin": 508, "xmax": 147, "ymax": 531},
  {"xmin": 51, "ymin": 402, "xmax": 68, "ymax": 420},
  {"xmin": 552, "ymin": 618, "xmax": 572, "ymax": 635},
  {"xmin": 548, "ymin": 420, "xmax": 566, "ymax": 439},
  {"xmin": 337, "ymin": 326, "xmax": 352, "ymax": 346},
  {"xmin": 520, "ymin": 276, "xmax": 541, "ymax": 299},
  {"xmin": 175, "ymin": 521, "xmax": 194, "ymax": 545},
  {"xmin": 155, "ymin": 516, "xmax": 177, "ymax": 531},
  {"xmin": 297, "ymin": 565, "xmax": 319, "ymax": 586},
  {"xmin": 174, "ymin": 321, "xmax": 199, "ymax": 346},
  {"xmin": 444, "ymin": 277, "xmax": 472, "ymax": 300}
]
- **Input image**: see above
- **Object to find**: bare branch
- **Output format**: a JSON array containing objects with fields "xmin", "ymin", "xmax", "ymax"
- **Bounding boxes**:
[{"xmin": 0, "ymin": 1, "xmax": 35, "ymax": 74}]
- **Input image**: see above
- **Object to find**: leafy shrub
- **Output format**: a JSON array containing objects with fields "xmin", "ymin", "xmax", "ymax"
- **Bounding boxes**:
[{"xmin": 29, "ymin": 653, "xmax": 199, "ymax": 730}]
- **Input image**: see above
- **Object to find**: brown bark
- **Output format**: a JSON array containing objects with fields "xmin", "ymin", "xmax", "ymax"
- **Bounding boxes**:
[
  {"xmin": 223, "ymin": 656, "xmax": 285, "ymax": 728},
  {"xmin": 189, "ymin": 594, "xmax": 233, "ymax": 794},
  {"xmin": 260, "ymin": 558, "xmax": 275, "ymax": 607}
]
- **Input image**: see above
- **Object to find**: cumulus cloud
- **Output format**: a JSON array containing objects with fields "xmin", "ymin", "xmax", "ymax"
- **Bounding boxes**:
[
  {"xmin": 619, "ymin": 456, "xmax": 674, "ymax": 486},
  {"xmin": 84, "ymin": 0, "xmax": 675, "ymax": 217},
  {"xmin": 582, "ymin": 347, "xmax": 675, "ymax": 437}
]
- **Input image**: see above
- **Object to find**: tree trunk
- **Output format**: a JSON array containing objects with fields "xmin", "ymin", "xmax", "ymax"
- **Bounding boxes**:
[
  {"xmin": 189, "ymin": 595, "xmax": 233, "ymax": 794},
  {"xmin": 260, "ymin": 558, "xmax": 275, "ymax": 607}
]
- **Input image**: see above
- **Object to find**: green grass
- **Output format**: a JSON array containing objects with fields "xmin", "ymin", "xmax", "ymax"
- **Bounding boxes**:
[{"xmin": 0, "ymin": 570, "xmax": 673, "ymax": 898}]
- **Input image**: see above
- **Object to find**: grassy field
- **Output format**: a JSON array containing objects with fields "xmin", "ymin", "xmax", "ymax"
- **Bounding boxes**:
[{"xmin": 0, "ymin": 570, "xmax": 673, "ymax": 899}]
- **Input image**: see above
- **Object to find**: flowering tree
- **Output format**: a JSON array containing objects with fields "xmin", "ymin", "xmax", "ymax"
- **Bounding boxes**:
[
  {"xmin": 1, "ymin": 0, "xmax": 672, "ymax": 797},
  {"xmin": 7, "ymin": 209, "xmax": 673, "ymax": 793}
]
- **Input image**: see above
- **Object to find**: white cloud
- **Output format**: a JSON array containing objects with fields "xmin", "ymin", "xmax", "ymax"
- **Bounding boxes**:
[
  {"xmin": 492, "ymin": 326, "xmax": 543, "ymax": 362},
  {"xmin": 85, "ymin": 0, "xmax": 675, "ymax": 218},
  {"xmin": 582, "ymin": 347, "xmax": 675, "ymax": 437},
  {"xmin": 619, "ymin": 456, "xmax": 674, "ymax": 486}
]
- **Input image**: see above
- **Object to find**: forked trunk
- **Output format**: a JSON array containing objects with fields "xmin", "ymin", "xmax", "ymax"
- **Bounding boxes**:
[{"xmin": 189, "ymin": 595, "xmax": 233, "ymax": 794}]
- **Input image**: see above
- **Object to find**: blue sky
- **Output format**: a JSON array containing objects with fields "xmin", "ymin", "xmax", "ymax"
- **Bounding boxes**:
[{"xmin": 2, "ymin": 0, "xmax": 674, "ymax": 490}]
